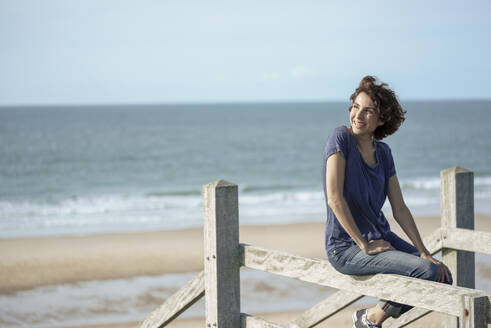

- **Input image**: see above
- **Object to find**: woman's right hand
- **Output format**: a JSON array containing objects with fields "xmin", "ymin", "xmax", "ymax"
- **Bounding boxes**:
[{"xmin": 361, "ymin": 239, "xmax": 395, "ymax": 255}]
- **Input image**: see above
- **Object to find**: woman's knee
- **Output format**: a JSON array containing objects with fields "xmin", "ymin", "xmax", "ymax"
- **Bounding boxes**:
[{"xmin": 417, "ymin": 260, "xmax": 439, "ymax": 281}]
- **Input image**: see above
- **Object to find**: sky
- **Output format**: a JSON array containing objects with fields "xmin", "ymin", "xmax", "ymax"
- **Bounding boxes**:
[{"xmin": 1, "ymin": 0, "xmax": 490, "ymax": 105}]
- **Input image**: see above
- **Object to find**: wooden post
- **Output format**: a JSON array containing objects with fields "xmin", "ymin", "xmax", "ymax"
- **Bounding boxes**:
[
  {"xmin": 460, "ymin": 295, "xmax": 488, "ymax": 328},
  {"xmin": 203, "ymin": 180, "xmax": 241, "ymax": 328},
  {"xmin": 441, "ymin": 166, "xmax": 475, "ymax": 328}
]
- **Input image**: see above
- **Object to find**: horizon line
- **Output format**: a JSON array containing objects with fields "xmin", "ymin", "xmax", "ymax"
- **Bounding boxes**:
[{"xmin": 1, "ymin": 97, "xmax": 491, "ymax": 108}]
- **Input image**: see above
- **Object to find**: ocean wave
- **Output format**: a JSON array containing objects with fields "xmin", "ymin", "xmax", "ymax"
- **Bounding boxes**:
[
  {"xmin": 0, "ymin": 190, "xmax": 325, "ymax": 221},
  {"xmin": 144, "ymin": 184, "xmax": 302, "ymax": 197},
  {"xmin": 475, "ymin": 176, "xmax": 491, "ymax": 187},
  {"xmin": 145, "ymin": 184, "xmax": 307, "ymax": 196},
  {"xmin": 239, "ymin": 190, "xmax": 323, "ymax": 205},
  {"xmin": 145, "ymin": 189, "xmax": 201, "ymax": 197},
  {"xmin": 1, "ymin": 176, "xmax": 490, "ymax": 238},
  {"xmin": 400, "ymin": 175, "xmax": 491, "ymax": 191},
  {"xmin": 400, "ymin": 177, "xmax": 440, "ymax": 190},
  {"xmin": 0, "ymin": 193, "xmax": 203, "ymax": 237},
  {"xmin": 241, "ymin": 184, "xmax": 298, "ymax": 192},
  {"xmin": 0, "ymin": 195, "xmax": 164, "ymax": 218}
]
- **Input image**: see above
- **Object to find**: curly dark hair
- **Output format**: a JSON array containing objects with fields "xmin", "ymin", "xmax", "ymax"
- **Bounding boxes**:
[{"xmin": 349, "ymin": 75, "xmax": 406, "ymax": 140}]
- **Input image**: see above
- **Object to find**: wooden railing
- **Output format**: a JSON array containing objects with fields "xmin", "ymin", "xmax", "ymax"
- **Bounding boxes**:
[{"xmin": 138, "ymin": 166, "xmax": 491, "ymax": 328}]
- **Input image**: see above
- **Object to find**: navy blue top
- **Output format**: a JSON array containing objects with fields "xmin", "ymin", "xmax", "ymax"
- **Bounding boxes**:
[{"xmin": 322, "ymin": 125, "xmax": 396, "ymax": 254}]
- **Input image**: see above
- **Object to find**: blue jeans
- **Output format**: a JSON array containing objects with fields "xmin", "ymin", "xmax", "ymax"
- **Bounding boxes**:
[{"xmin": 327, "ymin": 231, "xmax": 453, "ymax": 318}]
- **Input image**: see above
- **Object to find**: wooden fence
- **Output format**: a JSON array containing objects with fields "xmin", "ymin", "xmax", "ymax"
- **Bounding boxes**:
[{"xmin": 138, "ymin": 166, "xmax": 491, "ymax": 328}]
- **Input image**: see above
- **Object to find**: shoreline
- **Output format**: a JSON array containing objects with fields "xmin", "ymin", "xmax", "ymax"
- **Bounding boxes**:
[{"xmin": 1, "ymin": 214, "xmax": 491, "ymax": 293}]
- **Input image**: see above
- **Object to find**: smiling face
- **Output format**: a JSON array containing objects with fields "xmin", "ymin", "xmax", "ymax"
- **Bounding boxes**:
[{"xmin": 349, "ymin": 92, "xmax": 384, "ymax": 138}]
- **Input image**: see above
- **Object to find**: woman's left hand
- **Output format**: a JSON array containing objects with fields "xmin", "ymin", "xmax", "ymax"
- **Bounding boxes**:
[{"xmin": 420, "ymin": 253, "xmax": 453, "ymax": 284}]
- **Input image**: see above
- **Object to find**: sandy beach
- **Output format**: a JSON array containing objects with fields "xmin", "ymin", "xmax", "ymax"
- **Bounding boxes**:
[{"xmin": 1, "ymin": 215, "xmax": 490, "ymax": 327}]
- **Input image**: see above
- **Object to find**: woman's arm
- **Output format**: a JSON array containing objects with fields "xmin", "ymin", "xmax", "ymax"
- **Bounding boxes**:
[
  {"xmin": 387, "ymin": 174, "xmax": 452, "ymax": 283},
  {"xmin": 386, "ymin": 174, "xmax": 429, "ymax": 255},
  {"xmin": 326, "ymin": 152, "xmax": 394, "ymax": 254}
]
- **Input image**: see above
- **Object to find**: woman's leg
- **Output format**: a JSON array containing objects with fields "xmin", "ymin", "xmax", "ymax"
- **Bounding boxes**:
[
  {"xmin": 378, "ymin": 231, "xmax": 453, "ymax": 318},
  {"xmin": 328, "ymin": 232, "xmax": 447, "ymax": 321}
]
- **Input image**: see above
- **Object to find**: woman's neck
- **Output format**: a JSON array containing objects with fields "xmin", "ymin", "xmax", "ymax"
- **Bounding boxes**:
[{"xmin": 353, "ymin": 133, "xmax": 375, "ymax": 151}]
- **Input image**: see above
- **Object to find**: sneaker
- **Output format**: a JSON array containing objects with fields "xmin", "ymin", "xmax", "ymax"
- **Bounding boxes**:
[
  {"xmin": 352, "ymin": 308, "xmax": 382, "ymax": 328},
  {"xmin": 352, "ymin": 309, "xmax": 365, "ymax": 325}
]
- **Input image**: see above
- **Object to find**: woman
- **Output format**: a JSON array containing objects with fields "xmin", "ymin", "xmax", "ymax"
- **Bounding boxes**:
[{"xmin": 322, "ymin": 76, "xmax": 453, "ymax": 328}]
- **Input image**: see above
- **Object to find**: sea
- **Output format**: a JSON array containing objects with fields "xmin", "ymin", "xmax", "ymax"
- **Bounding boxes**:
[
  {"xmin": 1, "ymin": 101, "xmax": 491, "ymax": 238},
  {"xmin": 1, "ymin": 101, "xmax": 491, "ymax": 327}
]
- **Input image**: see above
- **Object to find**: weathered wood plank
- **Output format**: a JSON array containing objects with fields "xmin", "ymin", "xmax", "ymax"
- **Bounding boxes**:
[
  {"xmin": 383, "ymin": 308, "xmax": 431, "ymax": 328},
  {"xmin": 488, "ymin": 296, "xmax": 491, "ymax": 323},
  {"xmin": 240, "ymin": 244, "xmax": 486, "ymax": 317},
  {"xmin": 441, "ymin": 167, "xmax": 475, "ymax": 328},
  {"xmin": 460, "ymin": 295, "xmax": 489, "ymax": 328},
  {"xmin": 291, "ymin": 290, "xmax": 363, "ymax": 328},
  {"xmin": 423, "ymin": 227, "xmax": 443, "ymax": 255},
  {"xmin": 203, "ymin": 180, "xmax": 241, "ymax": 328},
  {"xmin": 442, "ymin": 228, "xmax": 491, "ymax": 255},
  {"xmin": 138, "ymin": 271, "xmax": 205, "ymax": 328},
  {"xmin": 440, "ymin": 167, "xmax": 475, "ymax": 231},
  {"xmin": 240, "ymin": 313, "xmax": 287, "ymax": 328}
]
